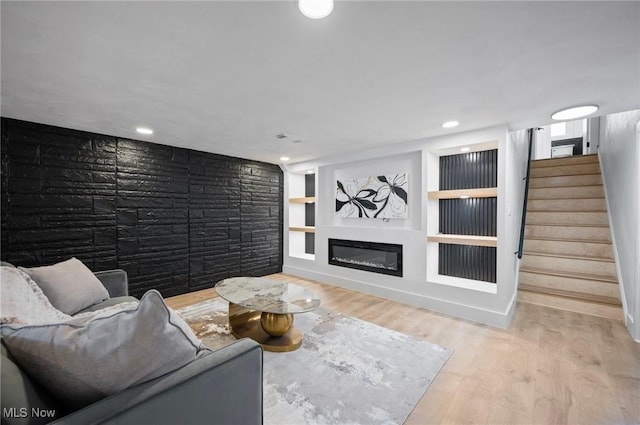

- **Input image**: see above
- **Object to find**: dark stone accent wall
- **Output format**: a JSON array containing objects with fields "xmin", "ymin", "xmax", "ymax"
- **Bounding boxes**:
[
  {"xmin": 116, "ymin": 140, "xmax": 191, "ymax": 297},
  {"xmin": 1, "ymin": 118, "xmax": 283, "ymax": 298}
]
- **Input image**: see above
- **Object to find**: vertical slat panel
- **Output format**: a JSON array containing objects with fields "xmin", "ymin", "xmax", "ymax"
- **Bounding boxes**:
[
  {"xmin": 438, "ymin": 244, "xmax": 497, "ymax": 283},
  {"xmin": 439, "ymin": 149, "xmax": 497, "ymax": 190},
  {"xmin": 439, "ymin": 198, "xmax": 497, "ymax": 236},
  {"xmin": 438, "ymin": 149, "xmax": 497, "ymax": 283},
  {"xmin": 305, "ymin": 173, "xmax": 315, "ymax": 255}
]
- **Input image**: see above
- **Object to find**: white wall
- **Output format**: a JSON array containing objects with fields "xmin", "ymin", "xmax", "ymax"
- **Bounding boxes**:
[
  {"xmin": 283, "ymin": 125, "xmax": 529, "ymax": 328},
  {"xmin": 598, "ymin": 109, "xmax": 640, "ymax": 341}
]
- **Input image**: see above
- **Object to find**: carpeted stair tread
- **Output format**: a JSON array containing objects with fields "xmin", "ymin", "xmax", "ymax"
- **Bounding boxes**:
[
  {"xmin": 525, "ymin": 211, "xmax": 609, "ymax": 226},
  {"xmin": 524, "ymin": 236, "xmax": 612, "ymax": 244},
  {"xmin": 522, "ymin": 250, "xmax": 615, "ymax": 263},
  {"xmin": 530, "ymin": 154, "xmax": 599, "ymax": 168},
  {"xmin": 529, "ymin": 174, "xmax": 603, "ymax": 188},
  {"xmin": 530, "ymin": 163, "xmax": 601, "ymax": 178},
  {"xmin": 519, "ymin": 266, "xmax": 618, "ymax": 284},
  {"xmin": 517, "ymin": 290, "xmax": 623, "ymax": 321},
  {"xmin": 526, "ymin": 223, "xmax": 609, "ymax": 228},
  {"xmin": 519, "ymin": 284, "xmax": 621, "ymax": 306}
]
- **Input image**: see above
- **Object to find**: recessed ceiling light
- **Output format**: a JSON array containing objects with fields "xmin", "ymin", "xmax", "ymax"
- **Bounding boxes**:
[
  {"xmin": 280, "ymin": 156, "xmax": 290, "ymax": 162},
  {"xmin": 306, "ymin": 170, "xmax": 314, "ymax": 174},
  {"xmin": 551, "ymin": 105, "xmax": 599, "ymax": 121},
  {"xmin": 299, "ymin": 0, "xmax": 333, "ymax": 19},
  {"xmin": 442, "ymin": 121, "xmax": 459, "ymax": 129},
  {"xmin": 460, "ymin": 147, "xmax": 471, "ymax": 152},
  {"xmin": 136, "ymin": 127, "xmax": 153, "ymax": 135}
]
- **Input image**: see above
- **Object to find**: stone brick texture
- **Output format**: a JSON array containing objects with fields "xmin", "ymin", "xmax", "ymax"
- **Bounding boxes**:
[{"xmin": 1, "ymin": 118, "xmax": 283, "ymax": 298}]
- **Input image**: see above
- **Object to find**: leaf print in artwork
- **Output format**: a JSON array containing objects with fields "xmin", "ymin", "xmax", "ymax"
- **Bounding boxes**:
[
  {"xmin": 335, "ymin": 173, "xmax": 408, "ymax": 219},
  {"xmin": 336, "ymin": 179, "xmax": 378, "ymax": 218}
]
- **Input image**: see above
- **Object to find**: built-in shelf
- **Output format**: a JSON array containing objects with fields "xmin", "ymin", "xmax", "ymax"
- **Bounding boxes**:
[
  {"xmin": 427, "ymin": 234, "xmax": 497, "ymax": 247},
  {"xmin": 289, "ymin": 226, "xmax": 315, "ymax": 233},
  {"xmin": 428, "ymin": 187, "xmax": 497, "ymax": 200},
  {"xmin": 289, "ymin": 197, "xmax": 316, "ymax": 204}
]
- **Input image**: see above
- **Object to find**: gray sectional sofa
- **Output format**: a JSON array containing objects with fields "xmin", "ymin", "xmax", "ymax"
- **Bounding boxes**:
[{"xmin": 1, "ymin": 265, "xmax": 263, "ymax": 425}]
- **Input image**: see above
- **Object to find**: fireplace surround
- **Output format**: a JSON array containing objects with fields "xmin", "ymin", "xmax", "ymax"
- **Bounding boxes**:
[{"xmin": 328, "ymin": 239, "xmax": 403, "ymax": 277}]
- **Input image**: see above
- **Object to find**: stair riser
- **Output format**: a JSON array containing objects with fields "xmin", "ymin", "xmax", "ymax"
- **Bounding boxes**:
[
  {"xmin": 529, "ymin": 174, "xmax": 602, "ymax": 188},
  {"xmin": 531, "ymin": 155, "xmax": 599, "ymax": 168},
  {"xmin": 530, "ymin": 163, "xmax": 600, "ymax": 178},
  {"xmin": 519, "ymin": 272, "xmax": 619, "ymax": 299},
  {"xmin": 521, "ymin": 255, "xmax": 617, "ymax": 276},
  {"xmin": 523, "ymin": 239, "xmax": 614, "ymax": 259},
  {"xmin": 518, "ymin": 291, "xmax": 623, "ymax": 320},
  {"xmin": 526, "ymin": 212, "xmax": 609, "ymax": 226},
  {"xmin": 528, "ymin": 186, "xmax": 604, "ymax": 200},
  {"xmin": 527, "ymin": 198, "xmax": 606, "ymax": 212},
  {"xmin": 524, "ymin": 225, "xmax": 611, "ymax": 242}
]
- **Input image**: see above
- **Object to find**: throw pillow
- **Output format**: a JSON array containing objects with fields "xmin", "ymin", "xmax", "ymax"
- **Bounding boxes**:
[
  {"xmin": 19, "ymin": 258, "xmax": 109, "ymax": 315},
  {"xmin": 0, "ymin": 266, "xmax": 70, "ymax": 325},
  {"xmin": 0, "ymin": 290, "xmax": 210, "ymax": 410}
]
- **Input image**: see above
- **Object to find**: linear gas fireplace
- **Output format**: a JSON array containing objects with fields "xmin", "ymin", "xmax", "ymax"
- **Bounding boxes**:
[{"xmin": 328, "ymin": 239, "xmax": 403, "ymax": 277}]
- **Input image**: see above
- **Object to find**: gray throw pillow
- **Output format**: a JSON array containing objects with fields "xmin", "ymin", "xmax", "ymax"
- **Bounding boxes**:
[
  {"xmin": 19, "ymin": 258, "xmax": 109, "ymax": 315},
  {"xmin": 0, "ymin": 290, "xmax": 210, "ymax": 410}
]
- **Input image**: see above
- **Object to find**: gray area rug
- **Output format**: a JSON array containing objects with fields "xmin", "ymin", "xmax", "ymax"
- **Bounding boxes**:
[{"xmin": 177, "ymin": 298, "xmax": 452, "ymax": 425}]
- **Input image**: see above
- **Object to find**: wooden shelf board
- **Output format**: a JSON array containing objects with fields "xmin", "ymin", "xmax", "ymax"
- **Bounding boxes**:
[
  {"xmin": 289, "ymin": 226, "xmax": 315, "ymax": 233},
  {"xmin": 428, "ymin": 187, "xmax": 497, "ymax": 200},
  {"xmin": 289, "ymin": 197, "xmax": 316, "ymax": 204},
  {"xmin": 427, "ymin": 234, "xmax": 497, "ymax": 247}
]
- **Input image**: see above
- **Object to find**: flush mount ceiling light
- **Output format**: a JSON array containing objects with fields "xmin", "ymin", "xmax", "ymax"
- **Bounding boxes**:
[
  {"xmin": 551, "ymin": 105, "xmax": 599, "ymax": 121},
  {"xmin": 460, "ymin": 147, "xmax": 471, "ymax": 152},
  {"xmin": 136, "ymin": 127, "xmax": 153, "ymax": 135},
  {"xmin": 280, "ymin": 156, "xmax": 290, "ymax": 162},
  {"xmin": 299, "ymin": 0, "xmax": 333, "ymax": 19},
  {"xmin": 442, "ymin": 121, "xmax": 459, "ymax": 129}
]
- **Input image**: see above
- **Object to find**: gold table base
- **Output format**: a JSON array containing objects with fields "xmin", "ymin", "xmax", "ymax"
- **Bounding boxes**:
[{"xmin": 228, "ymin": 302, "xmax": 302, "ymax": 352}]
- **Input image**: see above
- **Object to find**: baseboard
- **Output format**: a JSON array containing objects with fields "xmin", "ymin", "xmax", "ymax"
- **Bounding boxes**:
[
  {"xmin": 625, "ymin": 313, "xmax": 640, "ymax": 343},
  {"xmin": 283, "ymin": 265, "xmax": 514, "ymax": 329},
  {"xmin": 598, "ymin": 153, "xmax": 636, "ymax": 339}
]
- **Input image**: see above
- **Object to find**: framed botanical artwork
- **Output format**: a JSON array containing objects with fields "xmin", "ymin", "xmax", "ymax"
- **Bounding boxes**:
[{"xmin": 336, "ymin": 173, "xmax": 408, "ymax": 219}]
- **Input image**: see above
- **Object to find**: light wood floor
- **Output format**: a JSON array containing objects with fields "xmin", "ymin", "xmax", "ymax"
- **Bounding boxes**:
[{"xmin": 165, "ymin": 273, "xmax": 640, "ymax": 425}]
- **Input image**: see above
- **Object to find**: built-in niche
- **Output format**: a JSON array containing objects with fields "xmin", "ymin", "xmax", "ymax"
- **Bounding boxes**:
[
  {"xmin": 427, "ymin": 148, "xmax": 498, "ymax": 285},
  {"xmin": 288, "ymin": 171, "xmax": 316, "ymax": 260},
  {"xmin": 326, "ymin": 151, "xmax": 421, "ymax": 231}
]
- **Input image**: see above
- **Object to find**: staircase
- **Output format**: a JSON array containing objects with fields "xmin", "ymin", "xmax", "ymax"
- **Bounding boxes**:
[{"xmin": 518, "ymin": 154, "xmax": 623, "ymax": 320}]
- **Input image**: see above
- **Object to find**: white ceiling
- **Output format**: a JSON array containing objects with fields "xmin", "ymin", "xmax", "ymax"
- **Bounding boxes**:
[{"xmin": 1, "ymin": 1, "xmax": 638, "ymax": 165}]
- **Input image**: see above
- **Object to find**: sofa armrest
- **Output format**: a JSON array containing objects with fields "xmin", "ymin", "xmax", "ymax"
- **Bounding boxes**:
[
  {"xmin": 93, "ymin": 270, "xmax": 128, "ymax": 297},
  {"xmin": 50, "ymin": 338, "xmax": 263, "ymax": 425}
]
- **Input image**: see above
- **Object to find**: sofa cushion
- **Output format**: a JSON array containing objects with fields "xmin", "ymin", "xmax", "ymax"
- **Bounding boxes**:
[
  {"xmin": 0, "ymin": 341, "xmax": 63, "ymax": 425},
  {"xmin": 19, "ymin": 258, "xmax": 109, "ymax": 315},
  {"xmin": 0, "ymin": 290, "xmax": 210, "ymax": 411},
  {"xmin": 74, "ymin": 296, "xmax": 139, "ymax": 315},
  {"xmin": 0, "ymin": 266, "xmax": 70, "ymax": 325}
]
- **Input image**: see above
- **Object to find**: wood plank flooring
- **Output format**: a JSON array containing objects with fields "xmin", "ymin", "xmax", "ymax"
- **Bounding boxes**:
[{"xmin": 165, "ymin": 273, "xmax": 640, "ymax": 425}]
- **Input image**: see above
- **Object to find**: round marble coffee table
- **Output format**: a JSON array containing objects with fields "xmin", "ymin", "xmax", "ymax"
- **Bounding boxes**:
[{"xmin": 215, "ymin": 277, "xmax": 321, "ymax": 352}]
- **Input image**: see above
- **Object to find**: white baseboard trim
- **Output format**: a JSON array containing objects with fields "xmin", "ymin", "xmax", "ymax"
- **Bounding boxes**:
[
  {"xmin": 598, "ymin": 152, "xmax": 638, "ymax": 342},
  {"xmin": 283, "ymin": 265, "xmax": 514, "ymax": 328}
]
